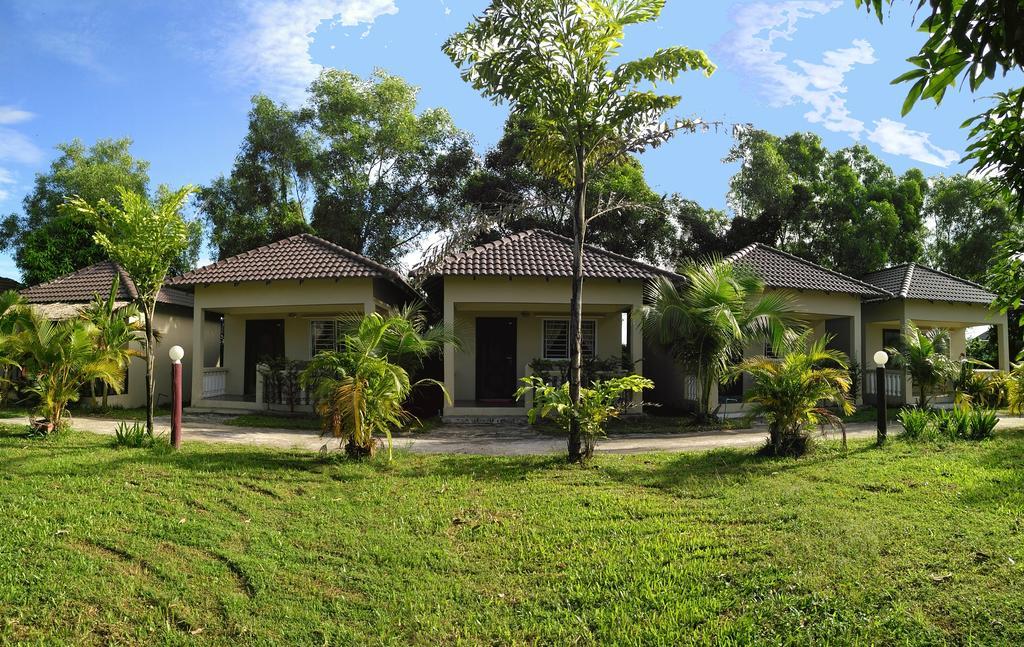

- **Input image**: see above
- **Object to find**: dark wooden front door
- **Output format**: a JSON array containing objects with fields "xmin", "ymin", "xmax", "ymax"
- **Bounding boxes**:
[
  {"xmin": 476, "ymin": 317, "xmax": 517, "ymax": 403},
  {"xmin": 244, "ymin": 319, "xmax": 285, "ymax": 395}
]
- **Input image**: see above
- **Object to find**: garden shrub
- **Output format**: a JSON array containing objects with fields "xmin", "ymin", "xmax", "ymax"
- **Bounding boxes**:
[
  {"xmin": 904, "ymin": 406, "xmax": 1000, "ymax": 442},
  {"xmin": 934, "ymin": 407, "xmax": 972, "ymax": 440},
  {"xmin": 112, "ymin": 421, "xmax": 155, "ymax": 448},
  {"xmin": 966, "ymin": 409, "xmax": 999, "ymax": 440},
  {"xmin": 897, "ymin": 407, "xmax": 931, "ymax": 440}
]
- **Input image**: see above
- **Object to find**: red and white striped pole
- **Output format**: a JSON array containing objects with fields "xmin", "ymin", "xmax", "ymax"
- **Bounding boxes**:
[{"xmin": 169, "ymin": 345, "xmax": 184, "ymax": 450}]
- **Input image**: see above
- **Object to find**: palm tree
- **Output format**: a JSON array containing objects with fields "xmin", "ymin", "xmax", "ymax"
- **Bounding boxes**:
[
  {"xmin": 300, "ymin": 312, "xmax": 451, "ymax": 460},
  {"xmin": 9, "ymin": 308, "xmax": 125, "ymax": 431},
  {"xmin": 644, "ymin": 259, "xmax": 798, "ymax": 422},
  {"xmin": 81, "ymin": 277, "xmax": 145, "ymax": 409},
  {"xmin": 886, "ymin": 321, "xmax": 957, "ymax": 409},
  {"xmin": 730, "ymin": 332, "xmax": 855, "ymax": 456},
  {"xmin": 0, "ymin": 290, "xmax": 26, "ymax": 407}
]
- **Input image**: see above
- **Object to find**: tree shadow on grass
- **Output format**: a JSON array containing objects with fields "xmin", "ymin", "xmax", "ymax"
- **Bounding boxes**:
[
  {"xmin": 955, "ymin": 428, "xmax": 1024, "ymax": 505},
  {"xmin": 386, "ymin": 452, "xmax": 570, "ymax": 482},
  {"xmin": 601, "ymin": 442, "xmax": 877, "ymax": 494}
]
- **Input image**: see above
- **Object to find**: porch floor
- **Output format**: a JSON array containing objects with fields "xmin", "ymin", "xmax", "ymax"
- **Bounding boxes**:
[{"xmin": 203, "ymin": 393, "xmax": 256, "ymax": 403}]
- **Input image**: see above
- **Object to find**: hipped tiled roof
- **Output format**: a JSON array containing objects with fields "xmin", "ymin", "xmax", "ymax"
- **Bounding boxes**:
[
  {"xmin": 860, "ymin": 263, "xmax": 995, "ymax": 305},
  {"xmin": 168, "ymin": 234, "xmax": 413, "ymax": 294},
  {"xmin": 726, "ymin": 243, "xmax": 891, "ymax": 298},
  {"xmin": 20, "ymin": 261, "xmax": 193, "ymax": 308},
  {"xmin": 420, "ymin": 229, "xmax": 680, "ymax": 280},
  {"xmin": 0, "ymin": 276, "xmax": 22, "ymax": 292}
]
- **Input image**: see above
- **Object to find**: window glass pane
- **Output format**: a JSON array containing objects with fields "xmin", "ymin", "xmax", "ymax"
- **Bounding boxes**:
[
  {"xmin": 582, "ymin": 320, "xmax": 596, "ymax": 359},
  {"xmin": 543, "ymin": 320, "xmax": 568, "ymax": 359},
  {"xmin": 544, "ymin": 320, "xmax": 596, "ymax": 360},
  {"xmin": 311, "ymin": 320, "xmax": 337, "ymax": 355}
]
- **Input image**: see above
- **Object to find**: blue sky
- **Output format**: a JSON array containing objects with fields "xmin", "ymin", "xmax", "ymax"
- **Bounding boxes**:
[{"xmin": 1, "ymin": 0, "xmax": 1019, "ymax": 281}]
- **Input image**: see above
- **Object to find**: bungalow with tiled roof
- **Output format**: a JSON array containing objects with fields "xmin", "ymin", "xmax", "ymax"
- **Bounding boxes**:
[
  {"xmin": 19, "ymin": 261, "xmax": 202, "ymax": 409},
  {"xmin": 167, "ymin": 233, "xmax": 418, "ymax": 412},
  {"xmin": 860, "ymin": 263, "xmax": 1007, "ymax": 406},
  {"xmin": 417, "ymin": 229, "xmax": 679, "ymax": 420},
  {"xmin": 646, "ymin": 243, "xmax": 892, "ymax": 414}
]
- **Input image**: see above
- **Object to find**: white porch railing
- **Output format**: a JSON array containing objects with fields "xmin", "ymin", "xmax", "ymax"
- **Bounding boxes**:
[
  {"xmin": 202, "ymin": 368, "xmax": 228, "ymax": 398},
  {"xmin": 685, "ymin": 375, "xmax": 697, "ymax": 402},
  {"xmin": 864, "ymin": 369, "xmax": 905, "ymax": 400}
]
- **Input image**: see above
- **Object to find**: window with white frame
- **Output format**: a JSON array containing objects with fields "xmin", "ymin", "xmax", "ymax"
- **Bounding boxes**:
[
  {"xmin": 310, "ymin": 320, "xmax": 339, "ymax": 355},
  {"xmin": 543, "ymin": 319, "xmax": 596, "ymax": 360}
]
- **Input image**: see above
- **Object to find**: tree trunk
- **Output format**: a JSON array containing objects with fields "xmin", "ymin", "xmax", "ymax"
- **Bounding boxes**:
[
  {"xmin": 143, "ymin": 301, "xmax": 156, "ymax": 435},
  {"xmin": 567, "ymin": 159, "xmax": 587, "ymax": 463},
  {"xmin": 102, "ymin": 382, "xmax": 109, "ymax": 409}
]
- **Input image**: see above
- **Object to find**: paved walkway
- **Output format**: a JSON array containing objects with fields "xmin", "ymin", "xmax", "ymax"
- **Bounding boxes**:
[{"xmin": 4, "ymin": 413, "xmax": 1023, "ymax": 456}]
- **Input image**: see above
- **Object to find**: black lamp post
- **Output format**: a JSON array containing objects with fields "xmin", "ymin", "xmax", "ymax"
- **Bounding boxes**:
[{"xmin": 873, "ymin": 350, "xmax": 889, "ymax": 445}]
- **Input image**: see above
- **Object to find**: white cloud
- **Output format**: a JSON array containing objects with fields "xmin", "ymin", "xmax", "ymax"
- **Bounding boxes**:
[
  {"xmin": 0, "ymin": 131, "xmax": 42, "ymax": 165},
  {"xmin": 0, "ymin": 169, "xmax": 12, "ymax": 202},
  {"xmin": 222, "ymin": 0, "xmax": 399, "ymax": 103},
  {"xmin": 719, "ymin": 1, "xmax": 875, "ymax": 138},
  {"xmin": 0, "ymin": 106, "xmax": 32, "ymax": 125},
  {"xmin": 867, "ymin": 118, "xmax": 960, "ymax": 167}
]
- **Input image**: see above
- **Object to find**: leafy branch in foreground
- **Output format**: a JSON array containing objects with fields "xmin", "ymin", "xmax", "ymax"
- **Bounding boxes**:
[{"xmin": 516, "ymin": 373, "xmax": 652, "ymax": 463}]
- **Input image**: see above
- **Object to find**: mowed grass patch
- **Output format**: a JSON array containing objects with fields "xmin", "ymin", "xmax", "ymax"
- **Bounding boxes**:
[{"xmin": 0, "ymin": 423, "xmax": 1023, "ymax": 644}]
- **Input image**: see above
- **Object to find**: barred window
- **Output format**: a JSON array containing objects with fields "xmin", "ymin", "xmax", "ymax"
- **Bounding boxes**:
[
  {"xmin": 543, "ymin": 320, "xmax": 596, "ymax": 360},
  {"xmin": 311, "ymin": 320, "xmax": 338, "ymax": 355}
]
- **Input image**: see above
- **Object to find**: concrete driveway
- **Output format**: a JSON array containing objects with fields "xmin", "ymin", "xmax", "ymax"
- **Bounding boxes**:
[
  {"xmin": 10, "ymin": 411, "xmax": 1019, "ymax": 456},
  {"xmin": 4, "ymin": 413, "xmax": 1022, "ymax": 456}
]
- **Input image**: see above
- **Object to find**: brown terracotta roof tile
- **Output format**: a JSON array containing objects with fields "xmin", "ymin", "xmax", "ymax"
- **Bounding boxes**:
[
  {"xmin": 419, "ymin": 229, "xmax": 680, "ymax": 280},
  {"xmin": 860, "ymin": 263, "xmax": 995, "ymax": 305},
  {"xmin": 19, "ymin": 261, "xmax": 193, "ymax": 308},
  {"xmin": 726, "ymin": 243, "xmax": 891, "ymax": 298},
  {"xmin": 167, "ymin": 234, "xmax": 414, "ymax": 296}
]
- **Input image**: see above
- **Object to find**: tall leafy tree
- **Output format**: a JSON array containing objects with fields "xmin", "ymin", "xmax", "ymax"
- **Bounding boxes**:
[
  {"xmin": 196, "ymin": 96, "xmax": 314, "ymax": 259},
  {"xmin": 724, "ymin": 128, "xmax": 927, "ymax": 276},
  {"xmin": 0, "ymin": 139, "xmax": 152, "ymax": 284},
  {"xmin": 200, "ymin": 70, "xmax": 477, "ymax": 265},
  {"xmin": 444, "ymin": 0, "xmax": 715, "ymax": 462},
  {"xmin": 925, "ymin": 175, "xmax": 1013, "ymax": 283},
  {"xmin": 463, "ymin": 116, "xmax": 676, "ymax": 262},
  {"xmin": 66, "ymin": 186, "xmax": 195, "ymax": 435}
]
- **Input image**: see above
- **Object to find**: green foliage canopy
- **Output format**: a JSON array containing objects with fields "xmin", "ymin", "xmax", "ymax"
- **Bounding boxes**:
[
  {"xmin": 0, "ymin": 139, "xmax": 152, "ymax": 285},
  {"xmin": 198, "ymin": 70, "xmax": 477, "ymax": 265}
]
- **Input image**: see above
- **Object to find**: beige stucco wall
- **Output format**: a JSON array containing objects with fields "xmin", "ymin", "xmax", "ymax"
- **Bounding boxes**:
[
  {"xmin": 101, "ymin": 306, "xmax": 196, "ymax": 409},
  {"xmin": 189, "ymin": 279, "xmax": 380, "ymax": 409},
  {"xmin": 442, "ymin": 276, "xmax": 645, "ymax": 415}
]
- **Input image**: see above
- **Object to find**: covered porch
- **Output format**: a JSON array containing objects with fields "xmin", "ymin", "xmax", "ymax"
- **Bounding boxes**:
[
  {"xmin": 862, "ymin": 306, "xmax": 1010, "ymax": 407},
  {"xmin": 440, "ymin": 277, "xmax": 647, "ymax": 420}
]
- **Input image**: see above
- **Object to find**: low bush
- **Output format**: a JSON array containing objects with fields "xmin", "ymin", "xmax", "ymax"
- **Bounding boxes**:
[
  {"xmin": 897, "ymin": 407, "xmax": 931, "ymax": 440},
  {"xmin": 112, "ymin": 421, "xmax": 155, "ymax": 448},
  {"xmin": 967, "ymin": 409, "xmax": 999, "ymax": 441},
  {"xmin": 901, "ymin": 406, "xmax": 999, "ymax": 442},
  {"xmin": 935, "ymin": 407, "xmax": 972, "ymax": 440}
]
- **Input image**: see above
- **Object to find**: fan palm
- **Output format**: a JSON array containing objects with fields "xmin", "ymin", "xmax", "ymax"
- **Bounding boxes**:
[
  {"xmin": 885, "ymin": 321, "xmax": 957, "ymax": 409},
  {"xmin": 729, "ymin": 332, "xmax": 855, "ymax": 456},
  {"xmin": 81, "ymin": 277, "xmax": 145, "ymax": 408},
  {"xmin": 300, "ymin": 312, "xmax": 451, "ymax": 460},
  {"xmin": 9, "ymin": 308, "xmax": 125, "ymax": 430},
  {"xmin": 644, "ymin": 259, "xmax": 799, "ymax": 422}
]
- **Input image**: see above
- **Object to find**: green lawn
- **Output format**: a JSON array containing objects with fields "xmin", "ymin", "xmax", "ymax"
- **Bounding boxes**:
[{"xmin": 1, "ymin": 425, "xmax": 1022, "ymax": 644}]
